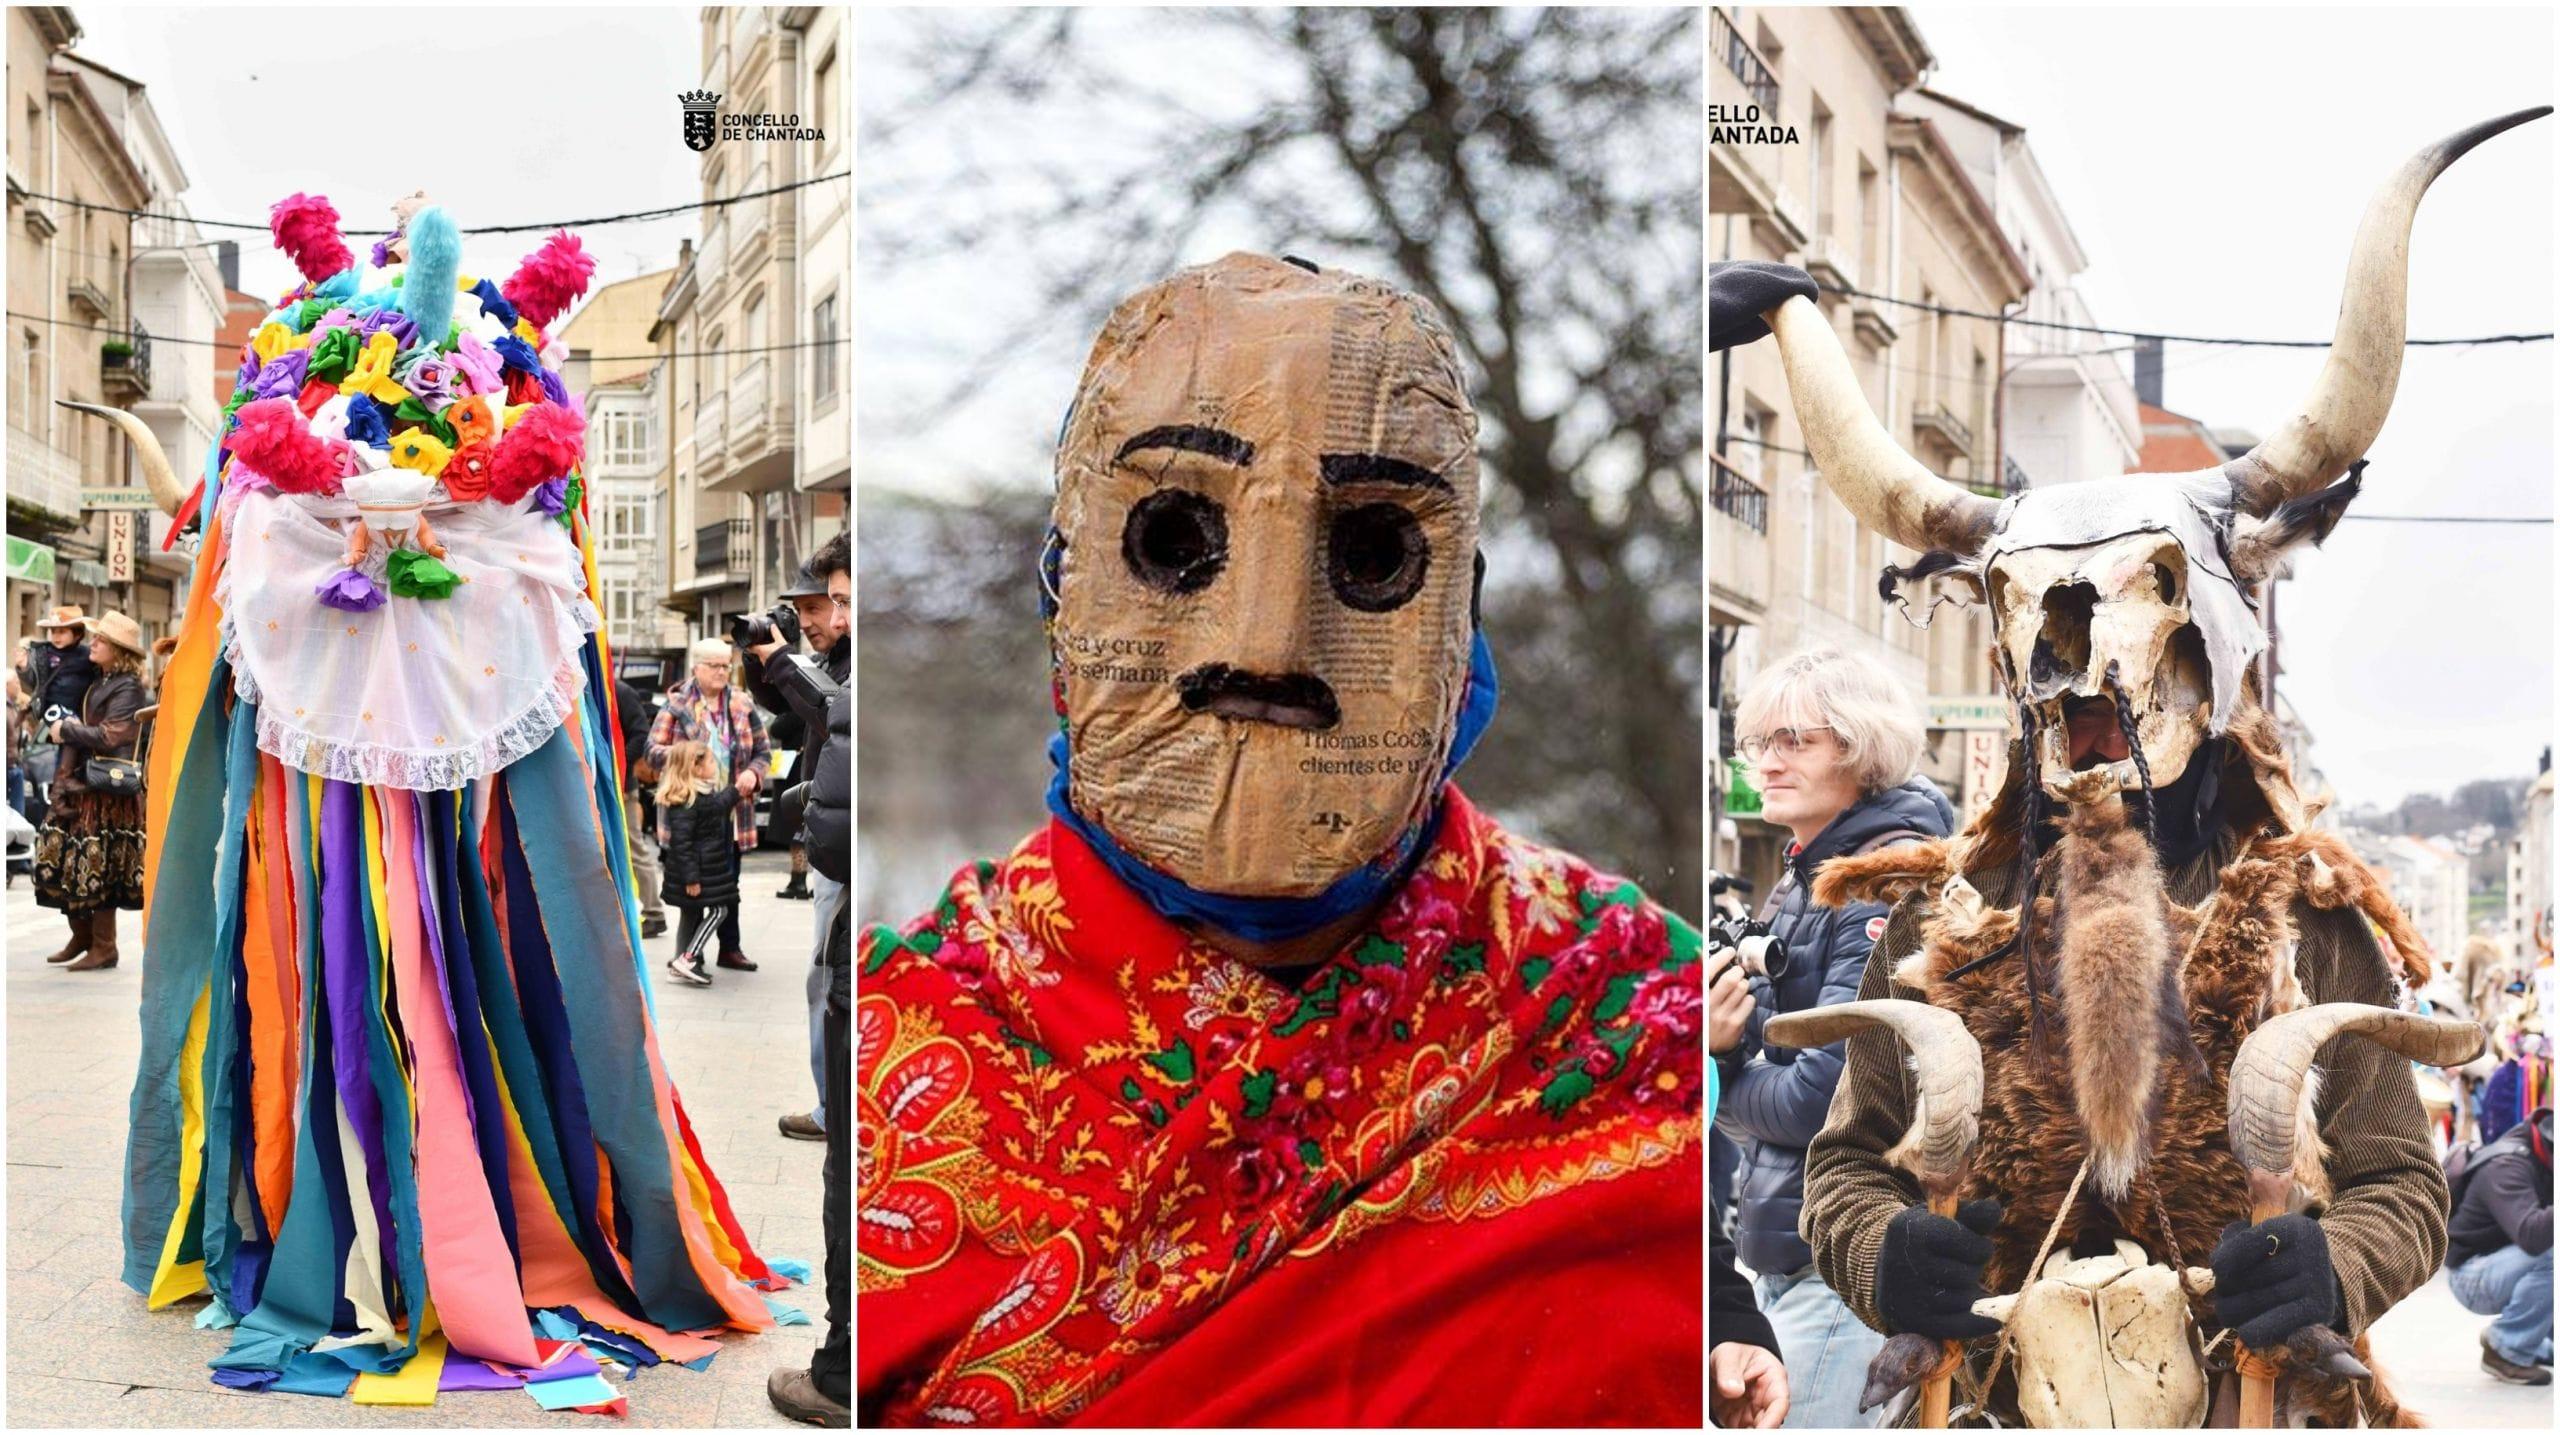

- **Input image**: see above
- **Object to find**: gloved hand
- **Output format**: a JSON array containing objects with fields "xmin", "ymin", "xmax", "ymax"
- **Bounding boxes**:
[
  {"xmin": 1710, "ymin": 260, "xmax": 1820, "ymax": 353},
  {"xmin": 2209, "ymin": 1212, "xmax": 2341, "ymax": 1349},
  {"xmin": 1876, "ymin": 1197, "xmax": 2004, "ymax": 1340}
]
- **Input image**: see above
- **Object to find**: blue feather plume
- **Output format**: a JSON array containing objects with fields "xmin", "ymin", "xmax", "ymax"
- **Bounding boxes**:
[{"xmin": 398, "ymin": 206, "xmax": 462, "ymax": 340}]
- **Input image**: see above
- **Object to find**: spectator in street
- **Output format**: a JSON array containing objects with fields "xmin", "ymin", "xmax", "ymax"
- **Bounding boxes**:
[
  {"xmin": 33, "ymin": 612, "xmax": 150, "ymax": 972},
  {"xmin": 765, "ymin": 578, "xmax": 850, "ymax": 1428},
  {"xmin": 2447, "ymin": 1105, "xmax": 2553, "ymax": 1384},
  {"xmin": 655, "ymin": 741, "xmax": 741, "ymax": 989},
  {"xmin": 617, "ymin": 673, "xmax": 669, "ymax": 940},
  {"xmin": 1715, "ymin": 646, "xmax": 1953, "ymax": 1430},
  {"xmin": 1711, "ymin": 1059, "xmax": 1789, "ymax": 1429},
  {"xmin": 646, "ymin": 637, "xmax": 770, "ymax": 972},
  {"xmin": 745, "ymin": 532, "xmax": 851, "ymax": 1143},
  {"xmin": 20, "ymin": 606, "xmax": 99, "ymax": 832},
  {"xmin": 6, "ymin": 668, "xmax": 25, "ymax": 820}
]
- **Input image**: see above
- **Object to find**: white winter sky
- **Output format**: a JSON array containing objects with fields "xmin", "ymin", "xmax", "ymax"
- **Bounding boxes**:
[
  {"xmin": 1889, "ymin": 7, "xmax": 2555, "ymax": 810},
  {"xmin": 61, "ymin": 6, "xmax": 714, "ymax": 349}
]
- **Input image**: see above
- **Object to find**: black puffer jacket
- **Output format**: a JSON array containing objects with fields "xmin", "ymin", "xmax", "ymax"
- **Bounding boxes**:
[
  {"xmin": 1714, "ymin": 777, "xmax": 1956, "ymax": 1276},
  {"xmin": 661, "ymin": 788, "xmax": 741, "ymax": 908},
  {"xmin": 2448, "ymin": 1108, "xmax": 2553, "ymax": 1268},
  {"xmin": 25, "ymin": 641, "xmax": 97, "ymax": 728}
]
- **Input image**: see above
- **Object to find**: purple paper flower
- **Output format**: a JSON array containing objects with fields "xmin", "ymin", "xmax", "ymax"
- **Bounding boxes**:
[
  {"xmin": 315, "ymin": 567, "xmax": 386, "ymax": 613},
  {"xmin": 393, "ymin": 349, "xmax": 458, "ymax": 406},
  {"xmin": 537, "ymin": 368, "xmax": 568, "ymax": 406},
  {"xmin": 451, "ymin": 333, "xmax": 504, "ymax": 393},
  {"xmin": 369, "ymin": 236, "xmax": 395, "ymax": 269},
  {"xmin": 248, "ymin": 349, "xmax": 311, "ymax": 403},
  {"xmin": 358, "ymin": 309, "xmax": 418, "ymax": 349},
  {"xmin": 235, "ymin": 352, "xmax": 260, "ymax": 389},
  {"xmin": 532, "ymin": 476, "xmax": 570, "ymax": 516}
]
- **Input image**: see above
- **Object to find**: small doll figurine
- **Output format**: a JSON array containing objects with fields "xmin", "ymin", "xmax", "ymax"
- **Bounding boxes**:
[{"xmin": 340, "ymin": 465, "xmax": 448, "ymax": 568}]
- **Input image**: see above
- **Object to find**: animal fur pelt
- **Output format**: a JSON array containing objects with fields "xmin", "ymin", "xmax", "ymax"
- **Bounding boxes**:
[{"xmin": 2051, "ymin": 795, "xmax": 2178, "ymax": 1200}]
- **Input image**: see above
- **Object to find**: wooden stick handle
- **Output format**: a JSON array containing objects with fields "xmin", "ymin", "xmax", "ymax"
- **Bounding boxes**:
[
  {"xmin": 2235, "ymin": 1183, "xmax": 2290, "ymax": 1427},
  {"xmin": 1921, "ymin": 1190, "xmax": 1959, "ymax": 1428}
]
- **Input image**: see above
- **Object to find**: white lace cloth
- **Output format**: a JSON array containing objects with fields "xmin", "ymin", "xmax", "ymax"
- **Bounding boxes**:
[{"xmin": 219, "ymin": 485, "xmax": 598, "ymax": 790}]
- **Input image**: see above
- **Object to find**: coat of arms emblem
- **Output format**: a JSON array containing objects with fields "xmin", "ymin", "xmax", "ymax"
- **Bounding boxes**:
[{"xmin": 681, "ymin": 90, "xmax": 721, "ymax": 153}]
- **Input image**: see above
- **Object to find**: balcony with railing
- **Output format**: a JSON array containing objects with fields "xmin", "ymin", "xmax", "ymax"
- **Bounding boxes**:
[
  {"xmin": 694, "ymin": 518, "xmax": 751, "ymax": 582},
  {"xmin": 1709, "ymin": 450, "xmax": 1772, "ymax": 623},
  {"xmin": 102, "ymin": 319, "xmax": 150, "ymax": 402},
  {"xmin": 694, "ymin": 388, "xmax": 728, "ymax": 462},
  {"xmin": 705, "ymin": 351, "xmax": 797, "ymax": 495},
  {"xmin": 732, "ymin": 161, "xmax": 772, "ymax": 261},
  {"xmin": 694, "ymin": 215, "xmax": 731, "ymax": 312},
  {"xmin": 1712, "ymin": 8, "xmax": 1779, "ymax": 116},
  {"xmin": 1911, "ymin": 400, "xmax": 1975, "ymax": 465}
]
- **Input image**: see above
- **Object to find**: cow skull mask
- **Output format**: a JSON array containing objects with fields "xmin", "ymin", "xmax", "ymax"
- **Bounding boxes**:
[{"xmin": 1761, "ymin": 107, "xmax": 2548, "ymax": 803}]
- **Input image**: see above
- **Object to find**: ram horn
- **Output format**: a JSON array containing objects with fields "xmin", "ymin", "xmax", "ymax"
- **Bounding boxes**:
[
  {"xmin": 1762, "ymin": 296, "xmax": 2000, "ymax": 555},
  {"xmin": 1766, "ymin": 998, "xmax": 1983, "ymax": 1195},
  {"xmin": 2225, "ymin": 107, "xmax": 2551, "ymax": 517},
  {"xmin": 2226, "ymin": 1004, "xmax": 2485, "ymax": 1177},
  {"xmin": 55, "ymin": 401, "xmax": 184, "ymax": 516}
]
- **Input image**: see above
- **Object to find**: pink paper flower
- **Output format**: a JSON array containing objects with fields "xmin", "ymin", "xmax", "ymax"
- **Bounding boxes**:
[{"xmin": 268, "ymin": 193, "xmax": 354, "ymax": 284}]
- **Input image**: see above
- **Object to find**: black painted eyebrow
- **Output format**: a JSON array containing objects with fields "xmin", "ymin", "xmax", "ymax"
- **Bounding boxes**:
[
  {"xmin": 1115, "ymin": 425, "xmax": 1254, "ymax": 467},
  {"xmin": 1320, "ymin": 452, "xmax": 1449, "ymax": 490}
]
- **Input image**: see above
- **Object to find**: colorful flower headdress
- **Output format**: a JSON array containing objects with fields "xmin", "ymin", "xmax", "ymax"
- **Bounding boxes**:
[{"xmin": 221, "ymin": 193, "xmax": 597, "ymax": 609}]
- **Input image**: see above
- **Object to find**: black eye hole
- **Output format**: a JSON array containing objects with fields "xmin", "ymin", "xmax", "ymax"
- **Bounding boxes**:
[
  {"xmin": 2151, "ymin": 560, "xmax": 2180, "ymax": 605},
  {"xmin": 1329, "ymin": 502, "xmax": 1430, "ymax": 612},
  {"xmin": 1122, "ymin": 489, "xmax": 1228, "ymax": 594}
]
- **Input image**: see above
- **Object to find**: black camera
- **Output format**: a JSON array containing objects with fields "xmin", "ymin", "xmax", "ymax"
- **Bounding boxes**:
[
  {"xmin": 1708, "ymin": 914, "xmax": 1790, "ymax": 982},
  {"xmin": 731, "ymin": 600, "xmax": 803, "ymax": 651}
]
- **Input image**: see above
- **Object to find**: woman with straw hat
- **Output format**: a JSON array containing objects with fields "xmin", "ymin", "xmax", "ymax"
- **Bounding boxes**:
[{"xmin": 32, "ymin": 611, "xmax": 148, "ymax": 971}]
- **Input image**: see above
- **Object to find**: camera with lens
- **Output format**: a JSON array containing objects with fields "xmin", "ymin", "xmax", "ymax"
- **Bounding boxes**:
[
  {"xmin": 731, "ymin": 600, "xmax": 803, "ymax": 652},
  {"xmin": 1708, "ymin": 914, "xmax": 1790, "ymax": 982}
]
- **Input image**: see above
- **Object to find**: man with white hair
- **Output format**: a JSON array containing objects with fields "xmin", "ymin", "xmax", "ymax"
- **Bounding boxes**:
[
  {"xmin": 1712, "ymin": 645, "xmax": 1954, "ymax": 1430},
  {"xmin": 647, "ymin": 636, "xmax": 772, "ymax": 972}
]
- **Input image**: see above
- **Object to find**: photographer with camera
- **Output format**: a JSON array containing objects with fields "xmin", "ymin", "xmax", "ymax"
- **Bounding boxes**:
[
  {"xmin": 740, "ymin": 533, "xmax": 849, "ymax": 1147},
  {"xmin": 1714, "ymin": 647, "xmax": 1952, "ymax": 1429},
  {"xmin": 733, "ymin": 534, "xmax": 850, "ymax": 1425}
]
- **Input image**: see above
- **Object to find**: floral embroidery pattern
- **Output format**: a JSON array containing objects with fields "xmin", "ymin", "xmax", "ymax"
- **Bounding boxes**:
[
  {"xmin": 857, "ymin": 998, "xmax": 990, "ymax": 1289},
  {"xmin": 858, "ymin": 793, "xmax": 1704, "ymax": 1423}
]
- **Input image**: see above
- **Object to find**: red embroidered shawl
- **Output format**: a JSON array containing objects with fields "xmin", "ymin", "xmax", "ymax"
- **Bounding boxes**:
[{"xmin": 858, "ymin": 790, "xmax": 1703, "ymax": 1425}]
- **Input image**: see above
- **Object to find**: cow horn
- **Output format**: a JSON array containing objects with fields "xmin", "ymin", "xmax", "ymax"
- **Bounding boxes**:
[
  {"xmin": 2227, "ymin": 107, "xmax": 2552, "ymax": 517},
  {"xmin": 55, "ymin": 401, "xmax": 184, "ymax": 516},
  {"xmin": 2226, "ymin": 1004, "xmax": 2485, "ymax": 1174},
  {"xmin": 1766, "ymin": 998, "xmax": 1983, "ymax": 1188},
  {"xmin": 1762, "ymin": 296, "xmax": 2000, "ymax": 555}
]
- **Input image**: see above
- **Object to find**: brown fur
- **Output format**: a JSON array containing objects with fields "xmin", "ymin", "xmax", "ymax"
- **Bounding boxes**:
[{"xmin": 2051, "ymin": 796, "xmax": 2174, "ymax": 1200}]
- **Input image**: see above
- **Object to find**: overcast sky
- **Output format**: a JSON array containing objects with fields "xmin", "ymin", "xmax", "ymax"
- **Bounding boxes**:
[
  {"xmin": 1899, "ymin": 6, "xmax": 2554, "ymax": 810},
  {"xmin": 67, "ymin": 7, "xmax": 712, "ymax": 342}
]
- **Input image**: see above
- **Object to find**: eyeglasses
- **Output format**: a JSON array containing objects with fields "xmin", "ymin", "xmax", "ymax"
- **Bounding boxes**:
[{"xmin": 1738, "ymin": 726, "xmax": 1834, "ymax": 762}]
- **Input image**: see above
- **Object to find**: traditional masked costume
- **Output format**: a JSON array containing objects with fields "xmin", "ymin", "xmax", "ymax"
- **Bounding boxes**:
[
  {"xmin": 1751, "ymin": 110, "xmax": 2550, "ymax": 1427},
  {"xmin": 858, "ymin": 255, "xmax": 1704, "ymax": 1425},
  {"xmin": 84, "ymin": 194, "xmax": 794, "ymax": 1402}
]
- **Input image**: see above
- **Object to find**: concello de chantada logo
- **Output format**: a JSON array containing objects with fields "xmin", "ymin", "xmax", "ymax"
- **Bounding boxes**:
[{"xmin": 680, "ymin": 87, "xmax": 826, "ymax": 151}]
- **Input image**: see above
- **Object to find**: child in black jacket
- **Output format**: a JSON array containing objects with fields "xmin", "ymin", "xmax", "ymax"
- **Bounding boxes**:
[{"xmin": 657, "ymin": 741, "xmax": 741, "ymax": 987}]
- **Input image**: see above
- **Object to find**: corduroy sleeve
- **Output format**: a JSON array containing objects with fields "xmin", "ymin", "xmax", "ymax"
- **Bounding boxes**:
[
  {"xmin": 2297, "ymin": 902, "xmax": 2453, "ymax": 1337},
  {"xmin": 1800, "ymin": 894, "xmax": 1930, "ymax": 1334}
]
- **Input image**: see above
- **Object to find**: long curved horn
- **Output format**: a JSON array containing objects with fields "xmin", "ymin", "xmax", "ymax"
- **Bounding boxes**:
[
  {"xmin": 2225, "ymin": 107, "xmax": 2552, "ymax": 516},
  {"xmin": 2226, "ymin": 1004, "xmax": 2485, "ymax": 1174},
  {"xmin": 1762, "ymin": 296, "xmax": 1999, "ymax": 554},
  {"xmin": 1767, "ymin": 997, "xmax": 1983, "ymax": 1188},
  {"xmin": 55, "ymin": 400, "xmax": 184, "ymax": 516}
]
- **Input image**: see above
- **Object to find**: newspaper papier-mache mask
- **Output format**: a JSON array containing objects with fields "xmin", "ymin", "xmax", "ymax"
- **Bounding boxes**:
[
  {"xmin": 1758, "ymin": 107, "xmax": 2547, "ymax": 804},
  {"xmin": 1049, "ymin": 254, "xmax": 1482, "ymax": 899}
]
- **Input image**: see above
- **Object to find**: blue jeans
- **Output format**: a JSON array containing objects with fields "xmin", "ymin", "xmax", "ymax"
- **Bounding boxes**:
[
  {"xmin": 2448, "ymin": 1243, "xmax": 2554, "ymax": 1366},
  {"xmin": 807, "ymin": 872, "xmax": 845, "ymax": 1130},
  {"xmin": 1755, "ymin": 1266, "xmax": 1888, "ymax": 1429}
]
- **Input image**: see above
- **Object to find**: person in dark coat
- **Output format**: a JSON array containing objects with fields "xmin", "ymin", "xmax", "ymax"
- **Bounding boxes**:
[
  {"xmin": 19, "ymin": 605, "xmax": 100, "ymax": 831},
  {"xmin": 655, "ymin": 740, "xmax": 742, "ymax": 988},
  {"xmin": 33, "ymin": 612, "xmax": 150, "ymax": 971},
  {"xmin": 1711, "ymin": 1059, "xmax": 1788, "ymax": 1428},
  {"xmin": 1712, "ymin": 645, "xmax": 1952, "ymax": 1429},
  {"xmin": 615, "ymin": 675, "xmax": 668, "ymax": 939},
  {"xmin": 2446, "ymin": 1106, "xmax": 2553, "ymax": 1382}
]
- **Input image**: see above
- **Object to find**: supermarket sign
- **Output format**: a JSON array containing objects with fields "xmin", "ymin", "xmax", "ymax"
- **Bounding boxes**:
[{"xmin": 1929, "ymin": 695, "xmax": 2011, "ymax": 730}]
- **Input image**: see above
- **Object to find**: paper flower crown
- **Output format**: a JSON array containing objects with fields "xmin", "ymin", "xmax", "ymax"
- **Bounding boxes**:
[{"xmin": 222, "ymin": 193, "xmax": 598, "ymax": 610}]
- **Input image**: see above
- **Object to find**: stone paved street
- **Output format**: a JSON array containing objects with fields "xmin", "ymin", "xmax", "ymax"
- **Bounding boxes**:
[{"xmin": 6, "ymin": 849, "xmax": 830, "ymax": 1429}]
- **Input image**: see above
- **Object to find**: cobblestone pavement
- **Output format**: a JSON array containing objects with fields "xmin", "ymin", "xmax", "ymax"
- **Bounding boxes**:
[{"xmin": 7, "ymin": 849, "xmax": 830, "ymax": 1428}]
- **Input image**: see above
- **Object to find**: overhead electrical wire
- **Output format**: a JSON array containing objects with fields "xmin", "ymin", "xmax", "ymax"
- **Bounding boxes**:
[
  {"xmin": 13, "ymin": 170, "xmax": 849, "ymax": 238},
  {"xmin": 6, "ymin": 310, "xmax": 843, "ymax": 365},
  {"xmin": 1826, "ymin": 283, "xmax": 2551, "ymax": 348}
]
